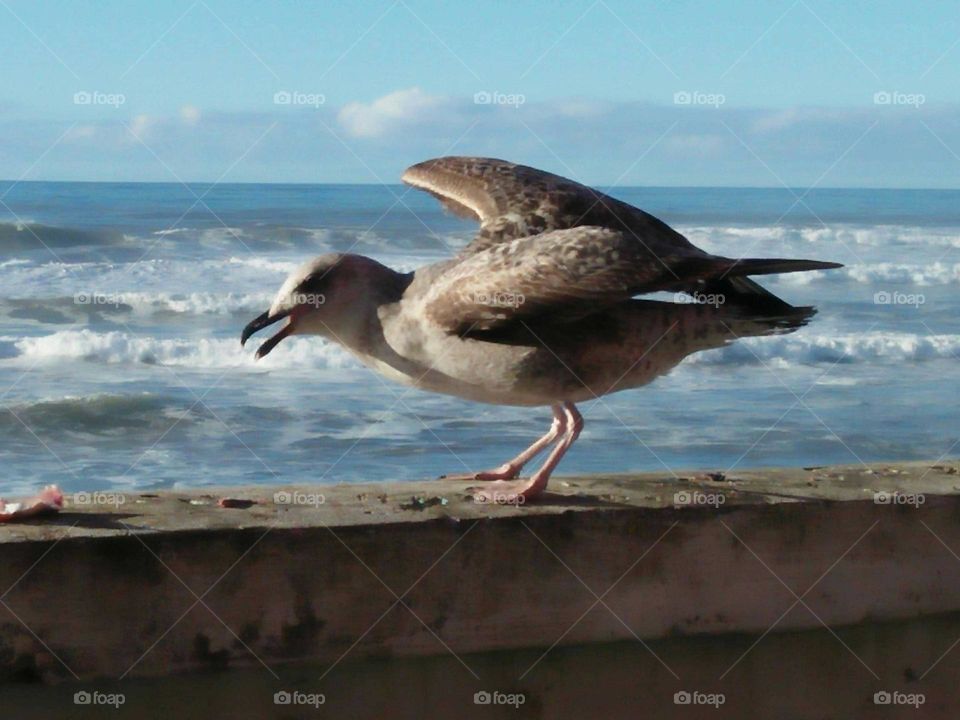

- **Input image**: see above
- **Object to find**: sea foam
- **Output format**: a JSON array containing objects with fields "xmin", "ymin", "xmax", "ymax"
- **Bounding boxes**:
[
  {"xmin": 10, "ymin": 328, "xmax": 959, "ymax": 371},
  {"xmin": 12, "ymin": 329, "xmax": 359, "ymax": 370}
]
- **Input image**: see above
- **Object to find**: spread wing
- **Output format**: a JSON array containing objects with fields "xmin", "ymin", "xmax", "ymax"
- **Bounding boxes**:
[
  {"xmin": 401, "ymin": 156, "xmax": 700, "ymax": 257},
  {"xmin": 416, "ymin": 226, "xmax": 713, "ymax": 336},
  {"xmin": 403, "ymin": 157, "xmax": 844, "ymax": 337}
]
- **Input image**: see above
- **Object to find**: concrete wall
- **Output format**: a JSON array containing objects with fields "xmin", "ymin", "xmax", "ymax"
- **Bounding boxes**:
[{"xmin": 1, "ymin": 461, "xmax": 958, "ymax": 685}]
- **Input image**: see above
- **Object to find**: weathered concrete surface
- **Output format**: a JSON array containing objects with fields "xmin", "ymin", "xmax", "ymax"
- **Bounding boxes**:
[
  {"xmin": 7, "ymin": 612, "xmax": 960, "ymax": 719},
  {"xmin": 1, "ymin": 460, "xmax": 958, "ymax": 683}
]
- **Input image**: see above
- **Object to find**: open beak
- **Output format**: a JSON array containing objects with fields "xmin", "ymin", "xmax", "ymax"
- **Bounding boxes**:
[{"xmin": 241, "ymin": 309, "xmax": 293, "ymax": 360}]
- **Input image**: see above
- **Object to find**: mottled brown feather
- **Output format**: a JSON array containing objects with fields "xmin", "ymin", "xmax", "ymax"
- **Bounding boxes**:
[
  {"xmin": 401, "ymin": 157, "xmax": 842, "ymax": 335},
  {"xmin": 417, "ymin": 226, "xmax": 708, "ymax": 334},
  {"xmin": 402, "ymin": 156, "xmax": 701, "ymax": 257}
]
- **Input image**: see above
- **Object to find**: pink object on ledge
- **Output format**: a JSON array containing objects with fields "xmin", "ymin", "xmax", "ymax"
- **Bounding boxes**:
[{"xmin": 0, "ymin": 485, "xmax": 64, "ymax": 522}]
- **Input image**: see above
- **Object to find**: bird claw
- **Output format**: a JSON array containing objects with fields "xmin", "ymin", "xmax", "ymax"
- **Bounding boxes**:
[
  {"xmin": 473, "ymin": 463, "xmax": 521, "ymax": 481},
  {"xmin": 441, "ymin": 473, "xmax": 485, "ymax": 481}
]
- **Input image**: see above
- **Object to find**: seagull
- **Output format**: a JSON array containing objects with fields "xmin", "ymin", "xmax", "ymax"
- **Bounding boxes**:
[{"xmin": 241, "ymin": 157, "xmax": 841, "ymax": 502}]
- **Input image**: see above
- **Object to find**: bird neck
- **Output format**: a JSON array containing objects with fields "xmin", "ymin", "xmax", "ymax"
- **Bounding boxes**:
[{"xmin": 317, "ymin": 256, "xmax": 412, "ymax": 353}]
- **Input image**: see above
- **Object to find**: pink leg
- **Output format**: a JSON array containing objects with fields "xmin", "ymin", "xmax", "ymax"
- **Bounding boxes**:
[
  {"xmin": 472, "ymin": 404, "xmax": 567, "ymax": 480},
  {"xmin": 470, "ymin": 402, "xmax": 583, "ymax": 503}
]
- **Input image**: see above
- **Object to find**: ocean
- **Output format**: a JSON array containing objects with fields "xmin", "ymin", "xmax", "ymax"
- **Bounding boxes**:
[{"xmin": 1, "ymin": 181, "xmax": 957, "ymax": 496}]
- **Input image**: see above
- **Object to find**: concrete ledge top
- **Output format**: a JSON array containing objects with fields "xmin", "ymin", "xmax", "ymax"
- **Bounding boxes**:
[{"xmin": 2, "ymin": 460, "xmax": 957, "ymax": 543}]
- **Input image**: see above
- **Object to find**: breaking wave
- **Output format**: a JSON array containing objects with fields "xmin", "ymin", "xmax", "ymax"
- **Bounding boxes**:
[
  {"xmin": 1, "ymin": 291, "xmax": 276, "ymax": 320},
  {"xmin": 690, "ymin": 331, "xmax": 960, "ymax": 366},
  {"xmin": 7, "ymin": 328, "xmax": 959, "ymax": 372},
  {"xmin": 0, "ymin": 222, "xmax": 128, "ymax": 251},
  {"xmin": 0, "ymin": 393, "xmax": 186, "ymax": 435},
  {"xmin": 8, "ymin": 329, "xmax": 358, "ymax": 370},
  {"xmin": 678, "ymin": 223, "xmax": 960, "ymax": 250}
]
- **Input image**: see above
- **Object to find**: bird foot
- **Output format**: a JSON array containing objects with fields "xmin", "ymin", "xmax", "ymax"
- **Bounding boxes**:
[
  {"xmin": 440, "ymin": 463, "xmax": 522, "ymax": 482},
  {"xmin": 473, "ymin": 463, "xmax": 522, "ymax": 481}
]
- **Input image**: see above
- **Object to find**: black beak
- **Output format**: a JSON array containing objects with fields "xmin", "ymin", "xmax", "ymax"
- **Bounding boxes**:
[{"xmin": 241, "ymin": 310, "xmax": 292, "ymax": 359}]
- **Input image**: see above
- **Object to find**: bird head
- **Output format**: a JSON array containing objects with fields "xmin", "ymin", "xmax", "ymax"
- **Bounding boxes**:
[{"xmin": 241, "ymin": 253, "xmax": 348, "ymax": 359}]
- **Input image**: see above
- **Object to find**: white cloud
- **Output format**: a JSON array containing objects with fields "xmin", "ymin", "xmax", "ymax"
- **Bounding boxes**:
[
  {"xmin": 127, "ymin": 113, "xmax": 154, "ymax": 141},
  {"xmin": 750, "ymin": 107, "xmax": 851, "ymax": 134},
  {"xmin": 64, "ymin": 125, "xmax": 97, "ymax": 142},
  {"xmin": 10, "ymin": 92, "xmax": 960, "ymax": 185},
  {"xmin": 551, "ymin": 98, "xmax": 611, "ymax": 118},
  {"xmin": 180, "ymin": 105, "xmax": 201, "ymax": 125},
  {"xmin": 337, "ymin": 87, "xmax": 444, "ymax": 138}
]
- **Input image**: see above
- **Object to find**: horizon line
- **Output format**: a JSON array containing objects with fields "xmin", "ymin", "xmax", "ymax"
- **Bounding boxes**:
[{"xmin": 1, "ymin": 178, "xmax": 958, "ymax": 192}]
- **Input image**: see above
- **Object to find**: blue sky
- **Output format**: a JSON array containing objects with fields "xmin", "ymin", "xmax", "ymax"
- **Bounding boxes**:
[{"xmin": 1, "ymin": 0, "xmax": 958, "ymax": 186}]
